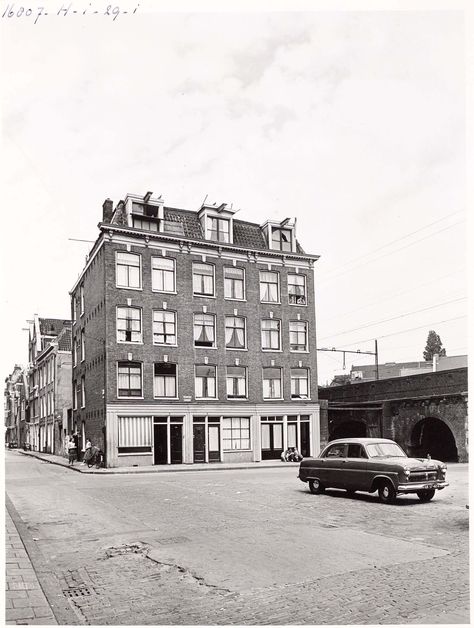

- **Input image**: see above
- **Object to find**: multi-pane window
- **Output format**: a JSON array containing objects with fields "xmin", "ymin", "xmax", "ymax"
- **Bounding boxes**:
[
  {"xmin": 154, "ymin": 363, "xmax": 177, "ymax": 398},
  {"xmin": 75, "ymin": 382, "xmax": 81, "ymax": 409},
  {"xmin": 226, "ymin": 366, "xmax": 247, "ymax": 398},
  {"xmin": 152, "ymin": 257, "xmax": 175, "ymax": 292},
  {"xmin": 80, "ymin": 285, "xmax": 85, "ymax": 315},
  {"xmin": 116, "ymin": 252, "xmax": 141, "ymax": 289},
  {"xmin": 193, "ymin": 263, "xmax": 215, "ymax": 296},
  {"xmin": 117, "ymin": 307, "xmax": 142, "ymax": 343},
  {"xmin": 289, "ymin": 321, "xmax": 308, "ymax": 351},
  {"xmin": 225, "ymin": 316, "xmax": 246, "ymax": 349},
  {"xmin": 223, "ymin": 417, "xmax": 250, "ymax": 450},
  {"xmin": 272, "ymin": 227, "xmax": 292, "ymax": 251},
  {"xmin": 153, "ymin": 310, "xmax": 177, "ymax": 345},
  {"xmin": 261, "ymin": 319, "xmax": 281, "ymax": 350},
  {"xmin": 259, "ymin": 271, "xmax": 279, "ymax": 303},
  {"xmin": 291, "ymin": 368, "xmax": 309, "ymax": 399},
  {"xmin": 263, "ymin": 367, "xmax": 282, "ymax": 399},
  {"xmin": 224, "ymin": 267, "xmax": 245, "ymax": 300},
  {"xmin": 288, "ymin": 274, "xmax": 307, "ymax": 305},
  {"xmin": 208, "ymin": 217, "xmax": 230, "ymax": 243},
  {"xmin": 73, "ymin": 338, "xmax": 78, "ymax": 366},
  {"xmin": 81, "ymin": 377, "xmax": 86, "ymax": 408},
  {"xmin": 81, "ymin": 330, "xmax": 85, "ymax": 360},
  {"xmin": 195, "ymin": 365, "xmax": 217, "ymax": 399},
  {"xmin": 117, "ymin": 362, "xmax": 142, "ymax": 397},
  {"xmin": 194, "ymin": 314, "xmax": 216, "ymax": 347}
]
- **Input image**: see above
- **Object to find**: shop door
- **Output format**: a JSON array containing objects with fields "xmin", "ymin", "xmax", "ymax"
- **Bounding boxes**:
[
  {"xmin": 193, "ymin": 425, "xmax": 206, "ymax": 463},
  {"xmin": 170, "ymin": 424, "xmax": 182, "ymax": 464},
  {"xmin": 261, "ymin": 422, "xmax": 283, "ymax": 460},
  {"xmin": 208, "ymin": 425, "xmax": 220, "ymax": 462},
  {"xmin": 300, "ymin": 422, "xmax": 310, "ymax": 457},
  {"xmin": 154, "ymin": 424, "xmax": 167, "ymax": 465}
]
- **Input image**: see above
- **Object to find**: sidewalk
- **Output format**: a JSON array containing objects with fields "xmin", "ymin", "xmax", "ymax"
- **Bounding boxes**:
[
  {"xmin": 16, "ymin": 449, "xmax": 299, "ymax": 474},
  {"xmin": 5, "ymin": 508, "xmax": 57, "ymax": 625}
]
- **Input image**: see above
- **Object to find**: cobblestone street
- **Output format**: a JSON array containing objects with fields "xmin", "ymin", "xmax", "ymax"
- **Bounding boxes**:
[{"xmin": 5, "ymin": 450, "xmax": 469, "ymax": 625}]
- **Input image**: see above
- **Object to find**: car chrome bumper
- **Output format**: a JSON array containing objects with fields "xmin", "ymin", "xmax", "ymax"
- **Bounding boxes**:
[{"xmin": 397, "ymin": 481, "xmax": 449, "ymax": 492}]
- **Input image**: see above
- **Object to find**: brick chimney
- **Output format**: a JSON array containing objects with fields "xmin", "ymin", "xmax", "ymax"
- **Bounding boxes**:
[{"xmin": 102, "ymin": 198, "xmax": 114, "ymax": 223}]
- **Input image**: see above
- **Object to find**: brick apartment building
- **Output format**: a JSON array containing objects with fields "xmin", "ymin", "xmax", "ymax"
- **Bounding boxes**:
[
  {"xmin": 4, "ymin": 365, "xmax": 27, "ymax": 447},
  {"xmin": 70, "ymin": 193, "xmax": 321, "ymax": 468},
  {"xmin": 27, "ymin": 315, "xmax": 72, "ymax": 454}
]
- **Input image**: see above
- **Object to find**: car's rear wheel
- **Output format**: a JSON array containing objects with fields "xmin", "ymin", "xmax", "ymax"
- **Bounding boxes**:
[
  {"xmin": 417, "ymin": 489, "xmax": 435, "ymax": 502},
  {"xmin": 378, "ymin": 481, "xmax": 397, "ymax": 504},
  {"xmin": 309, "ymin": 479, "xmax": 325, "ymax": 494}
]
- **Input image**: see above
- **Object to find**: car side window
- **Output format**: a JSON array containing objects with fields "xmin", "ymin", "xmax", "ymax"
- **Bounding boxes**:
[
  {"xmin": 325, "ymin": 444, "xmax": 346, "ymax": 458},
  {"xmin": 347, "ymin": 444, "xmax": 367, "ymax": 458}
]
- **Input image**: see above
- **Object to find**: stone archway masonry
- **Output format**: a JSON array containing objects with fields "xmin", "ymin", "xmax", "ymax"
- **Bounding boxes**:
[{"xmin": 319, "ymin": 368, "xmax": 468, "ymax": 462}]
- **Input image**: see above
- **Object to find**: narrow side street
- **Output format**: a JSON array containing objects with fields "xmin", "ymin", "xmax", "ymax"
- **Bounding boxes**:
[{"xmin": 5, "ymin": 450, "xmax": 470, "ymax": 625}]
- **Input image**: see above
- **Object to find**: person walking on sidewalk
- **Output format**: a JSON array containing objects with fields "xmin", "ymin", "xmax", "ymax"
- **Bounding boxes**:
[{"xmin": 67, "ymin": 436, "xmax": 77, "ymax": 465}]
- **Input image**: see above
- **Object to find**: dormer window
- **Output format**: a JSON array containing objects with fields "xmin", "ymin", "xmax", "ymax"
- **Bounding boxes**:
[
  {"xmin": 208, "ymin": 217, "xmax": 230, "ymax": 243},
  {"xmin": 272, "ymin": 227, "xmax": 292, "ymax": 252}
]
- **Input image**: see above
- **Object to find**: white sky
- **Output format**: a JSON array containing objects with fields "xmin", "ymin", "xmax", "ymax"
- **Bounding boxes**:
[{"xmin": 0, "ymin": 1, "xmax": 469, "ymax": 386}]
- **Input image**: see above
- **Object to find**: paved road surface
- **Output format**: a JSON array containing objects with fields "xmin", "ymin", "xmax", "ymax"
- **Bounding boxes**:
[{"xmin": 5, "ymin": 450, "xmax": 470, "ymax": 625}]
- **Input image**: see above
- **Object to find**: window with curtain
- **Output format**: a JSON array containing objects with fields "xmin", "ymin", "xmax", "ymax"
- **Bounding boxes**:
[
  {"xmin": 117, "ymin": 362, "xmax": 142, "ymax": 397},
  {"xmin": 116, "ymin": 252, "xmax": 141, "ymax": 289},
  {"xmin": 195, "ymin": 365, "xmax": 216, "ymax": 398},
  {"xmin": 225, "ymin": 316, "xmax": 246, "ymax": 349},
  {"xmin": 226, "ymin": 366, "xmax": 247, "ymax": 398},
  {"xmin": 208, "ymin": 217, "xmax": 230, "ymax": 242},
  {"xmin": 271, "ymin": 228, "xmax": 292, "ymax": 251},
  {"xmin": 118, "ymin": 416, "xmax": 152, "ymax": 453},
  {"xmin": 291, "ymin": 368, "xmax": 309, "ymax": 399},
  {"xmin": 153, "ymin": 310, "xmax": 176, "ymax": 345},
  {"xmin": 222, "ymin": 417, "xmax": 250, "ymax": 450},
  {"xmin": 224, "ymin": 267, "xmax": 245, "ymax": 300},
  {"xmin": 193, "ymin": 263, "xmax": 214, "ymax": 296},
  {"xmin": 261, "ymin": 319, "xmax": 280, "ymax": 350},
  {"xmin": 259, "ymin": 271, "xmax": 279, "ymax": 302},
  {"xmin": 154, "ymin": 363, "xmax": 177, "ymax": 398},
  {"xmin": 288, "ymin": 274, "xmax": 307, "ymax": 305},
  {"xmin": 263, "ymin": 367, "xmax": 282, "ymax": 399},
  {"xmin": 117, "ymin": 307, "xmax": 142, "ymax": 343},
  {"xmin": 194, "ymin": 314, "xmax": 216, "ymax": 347},
  {"xmin": 289, "ymin": 321, "xmax": 308, "ymax": 351},
  {"xmin": 151, "ymin": 257, "xmax": 175, "ymax": 292}
]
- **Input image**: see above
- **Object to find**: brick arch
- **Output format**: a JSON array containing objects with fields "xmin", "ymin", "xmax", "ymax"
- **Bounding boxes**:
[
  {"xmin": 329, "ymin": 419, "xmax": 367, "ymax": 442},
  {"xmin": 409, "ymin": 416, "xmax": 458, "ymax": 462}
]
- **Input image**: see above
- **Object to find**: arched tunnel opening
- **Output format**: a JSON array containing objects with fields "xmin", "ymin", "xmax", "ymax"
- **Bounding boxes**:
[
  {"xmin": 410, "ymin": 417, "xmax": 458, "ymax": 462},
  {"xmin": 329, "ymin": 420, "xmax": 367, "ymax": 442}
]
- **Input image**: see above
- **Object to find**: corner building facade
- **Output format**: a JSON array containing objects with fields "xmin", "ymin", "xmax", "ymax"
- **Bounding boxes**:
[{"xmin": 70, "ymin": 194, "xmax": 321, "ymax": 467}]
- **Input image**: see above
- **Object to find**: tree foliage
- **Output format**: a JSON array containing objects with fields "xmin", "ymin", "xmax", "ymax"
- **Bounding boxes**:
[{"xmin": 423, "ymin": 330, "xmax": 446, "ymax": 361}]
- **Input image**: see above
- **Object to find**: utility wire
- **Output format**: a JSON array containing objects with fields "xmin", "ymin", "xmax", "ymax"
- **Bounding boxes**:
[
  {"xmin": 319, "ymin": 297, "xmax": 467, "ymax": 341},
  {"xmin": 334, "ymin": 315, "xmax": 467, "ymax": 349},
  {"xmin": 319, "ymin": 220, "xmax": 464, "ymax": 284},
  {"xmin": 317, "ymin": 209, "xmax": 464, "ymax": 279}
]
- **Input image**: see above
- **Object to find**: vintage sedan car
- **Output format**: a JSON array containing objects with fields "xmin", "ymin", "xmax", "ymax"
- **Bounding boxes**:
[{"xmin": 298, "ymin": 438, "xmax": 448, "ymax": 503}]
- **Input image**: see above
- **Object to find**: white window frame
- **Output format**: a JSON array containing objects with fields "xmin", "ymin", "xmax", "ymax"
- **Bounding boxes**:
[
  {"xmin": 81, "ymin": 377, "xmax": 86, "ymax": 408},
  {"xmin": 261, "ymin": 319, "xmax": 281, "ymax": 351},
  {"xmin": 259, "ymin": 271, "xmax": 280, "ymax": 303},
  {"xmin": 225, "ymin": 316, "xmax": 247, "ymax": 350},
  {"xmin": 289, "ymin": 320, "xmax": 309, "ymax": 352},
  {"xmin": 117, "ymin": 362, "xmax": 143, "ymax": 399},
  {"xmin": 116, "ymin": 306, "xmax": 143, "ymax": 344},
  {"xmin": 115, "ymin": 251, "xmax": 142, "ymax": 290},
  {"xmin": 81, "ymin": 330, "xmax": 85, "ymax": 362},
  {"xmin": 262, "ymin": 367, "xmax": 283, "ymax": 400},
  {"xmin": 288, "ymin": 273, "xmax": 307, "ymax": 306},
  {"xmin": 80, "ymin": 285, "xmax": 85, "ymax": 316},
  {"xmin": 194, "ymin": 365, "xmax": 217, "ymax": 399},
  {"xmin": 271, "ymin": 227, "xmax": 293, "ymax": 252},
  {"xmin": 222, "ymin": 416, "xmax": 251, "ymax": 451},
  {"xmin": 207, "ymin": 216, "xmax": 230, "ymax": 243},
  {"xmin": 153, "ymin": 310, "xmax": 177, "ymax": 346},
  {"xmin": 291, "ymin": 368, "xmax": 310, "ymax": 400},
  {"xmin": 192, "ymin": 262, "xmax": 215, "ymax": 297},
  {"xmin": 151, "ymin": 256, "xmax": 176, "ymax": 293},
  {"xmin": 224, "ymin": 266, "xmax": 246, "ymax": 301},
  {"xmin": 226, "ymin": 366, "xmax": 248, "ymax": 399},
  {"xmin": 193, "ymin": 313, "xmax": 216, "ymax": 348},
  {"xmin": 153, "ymin": 363, "xmax": 178, "ymax": 399}
]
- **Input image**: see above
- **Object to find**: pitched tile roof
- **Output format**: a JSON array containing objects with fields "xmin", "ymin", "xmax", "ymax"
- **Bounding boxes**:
[
  {"xmin": 39, "ymin": 318, "xmax": 72, "ymax": 337},
  {"xmin": 57, "ymin": 326, "xmax": 72, "ymax": 352}
]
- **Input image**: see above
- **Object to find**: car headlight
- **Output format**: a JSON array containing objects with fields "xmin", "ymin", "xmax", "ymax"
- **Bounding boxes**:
[
  {"xmin": 403, "ymin": 467, "xmax": 411, "ymax": 477},
  {"xmin": 439, "ymin": 464, "xmax": 447, "ymax": 476}
]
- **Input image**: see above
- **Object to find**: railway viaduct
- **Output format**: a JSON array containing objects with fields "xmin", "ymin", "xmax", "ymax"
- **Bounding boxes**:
[{"xmin": 318, "ymin": 367, "xmax": 468, "ymax": 462}]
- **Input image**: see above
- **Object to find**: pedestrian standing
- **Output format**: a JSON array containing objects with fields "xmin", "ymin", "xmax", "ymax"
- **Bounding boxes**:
[
  {"xmin": 82, "ymin": 439, "xmax": 92, "ymax": 465},
  {"xmin": 67, "ymin": 436, "xmax": 77, "ymax": 465}
]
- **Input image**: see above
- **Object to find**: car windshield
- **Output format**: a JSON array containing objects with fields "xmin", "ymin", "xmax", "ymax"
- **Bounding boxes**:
[{"xmin": 366, "ymin": 442, "xmax": 407, "ymax": 458}]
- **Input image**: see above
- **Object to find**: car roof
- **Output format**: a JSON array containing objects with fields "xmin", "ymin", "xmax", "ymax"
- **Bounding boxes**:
[{"xmin": 325, "ymin": 438, "xmax": 396, "ymax": 445}]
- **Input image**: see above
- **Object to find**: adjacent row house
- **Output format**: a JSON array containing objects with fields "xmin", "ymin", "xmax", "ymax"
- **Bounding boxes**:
[
  {"xmin": 70, "ymin": 193, "xmax": 322, "ymax": 467},
  {"xmin": 4, "ymin": 365, "xmax": 27, "ymax": 447}
]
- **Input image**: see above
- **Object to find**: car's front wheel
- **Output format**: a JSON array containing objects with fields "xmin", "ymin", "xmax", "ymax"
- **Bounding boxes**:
[
  {"xmin": 309, "ymin": 479, "xmax": 325, "ymax": 494},
  {"xmin": 378, "ymin": 481, "xmax": 397, "ymax": 504},
  {"xmin": 417, "ymin": 489, "xmax": 435, "ymax": 502}
]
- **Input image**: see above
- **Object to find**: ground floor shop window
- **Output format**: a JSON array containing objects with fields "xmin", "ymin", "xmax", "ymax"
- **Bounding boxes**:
[
  {"xmin": 222, "ymin": 417, "xmax": 250, "ymax": 450},
  {"xmin": 118, "ymin": 416, "xmax": 152, "ymax": 453}
]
